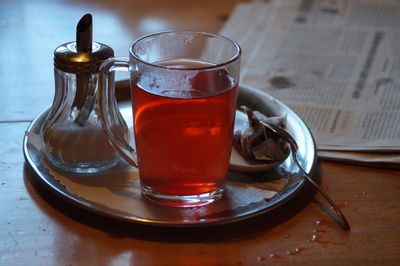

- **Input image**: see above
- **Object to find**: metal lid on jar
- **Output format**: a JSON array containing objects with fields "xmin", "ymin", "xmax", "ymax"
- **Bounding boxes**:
[
  {"xmin": 54, "ymin": 41, "xmax": 114, "ymax": 74},
  {"xmin": 53, "ymin": 14, "xmax": 114, "ymax": 74}
]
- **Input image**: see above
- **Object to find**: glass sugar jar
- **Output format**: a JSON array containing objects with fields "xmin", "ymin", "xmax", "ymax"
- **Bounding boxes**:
[{"xmin": 40, "ymin": 14, "xmax": 129, "ymax": 173}]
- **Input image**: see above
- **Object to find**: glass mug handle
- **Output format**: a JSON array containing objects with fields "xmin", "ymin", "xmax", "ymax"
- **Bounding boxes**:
[{"xmin": 97, "ymin": 57, "xmax": 138, "ymax": 167}]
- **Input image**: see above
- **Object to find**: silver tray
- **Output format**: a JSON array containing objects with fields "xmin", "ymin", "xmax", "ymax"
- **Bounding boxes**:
[{"xmin": 23, "ymin": 82, "xmax": 317, "ymax": 227}]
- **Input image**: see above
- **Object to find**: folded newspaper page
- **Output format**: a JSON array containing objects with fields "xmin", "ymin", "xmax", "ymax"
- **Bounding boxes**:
[{"xmin": 221, "ymin": 0, "xmax": 400, "ymax": 167}]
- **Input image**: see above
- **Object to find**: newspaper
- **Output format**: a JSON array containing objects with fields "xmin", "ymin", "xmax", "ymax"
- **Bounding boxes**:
[{"xmin": 220, "ymin": 0, "xmax": 400, "ymax": 167}]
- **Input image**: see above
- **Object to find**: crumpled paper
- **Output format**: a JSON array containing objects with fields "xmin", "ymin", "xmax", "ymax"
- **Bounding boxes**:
[{"xmin": 233, "ymin": 106, "xmax": 289, "ymax": 162}]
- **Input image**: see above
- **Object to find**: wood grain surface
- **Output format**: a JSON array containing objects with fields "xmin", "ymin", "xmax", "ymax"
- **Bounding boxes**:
[{"xmin": 1, "ymin": 0, "xmax": 399, "ymax": 265}]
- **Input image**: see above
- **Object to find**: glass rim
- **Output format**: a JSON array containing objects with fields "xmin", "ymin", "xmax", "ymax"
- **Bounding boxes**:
[{"xmin": 129, "ymin": 30, "xmax": 241, "ymax": 71}]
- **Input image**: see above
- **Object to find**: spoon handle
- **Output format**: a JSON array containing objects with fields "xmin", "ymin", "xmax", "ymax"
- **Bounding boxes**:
[
  {"xmin": 293, "ymin": 153, "xmax": 351, "ymax": 231},
  {"xmin": 261, "ymin": 121, "xmax": 350, "ymax": 231}
]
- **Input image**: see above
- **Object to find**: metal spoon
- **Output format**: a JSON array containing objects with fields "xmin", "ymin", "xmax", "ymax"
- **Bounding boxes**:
[{"xmin": 259, "ymin": 120, "xmax": 351, "ymax": 231}]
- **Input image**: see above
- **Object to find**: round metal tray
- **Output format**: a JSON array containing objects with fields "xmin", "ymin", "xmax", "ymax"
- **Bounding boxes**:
[{"xmin": 23, "ymin": 82, "xmax": 317, "ymax": 227}]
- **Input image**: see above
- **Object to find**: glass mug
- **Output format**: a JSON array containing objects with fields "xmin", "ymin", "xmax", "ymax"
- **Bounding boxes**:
[{"xmin": 98, "ymin": 31, "xmax": 241, "ymax": 207}]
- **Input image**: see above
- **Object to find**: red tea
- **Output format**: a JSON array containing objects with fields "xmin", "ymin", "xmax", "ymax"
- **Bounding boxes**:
[{"xmin": 131, "ymin": 59, "xmax": 238, "ymax": 197}]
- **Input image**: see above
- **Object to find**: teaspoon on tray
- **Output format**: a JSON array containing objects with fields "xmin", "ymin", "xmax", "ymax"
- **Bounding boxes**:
[{"xmin": 229, "ymin": 110, "xmax": 350, "ymax": 231}]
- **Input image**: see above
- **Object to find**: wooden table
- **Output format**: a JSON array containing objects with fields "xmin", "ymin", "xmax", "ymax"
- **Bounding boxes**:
[{"xmin": 1, "ymin": 0, "xmax": 399, "ymax": 265}]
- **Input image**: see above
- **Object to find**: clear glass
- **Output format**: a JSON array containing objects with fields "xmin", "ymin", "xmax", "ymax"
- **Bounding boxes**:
[
  {"xmin": 98, "ymin": 31, "xmax": 241, "ymax": 207},
  {"xmin": 40, "ymin": 69, "xmax": 127, "ymax": 173}
]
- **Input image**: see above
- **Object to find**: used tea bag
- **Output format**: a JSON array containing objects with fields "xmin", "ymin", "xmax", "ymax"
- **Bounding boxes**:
[{"xmin": 233, "ymin": 106, "xmax": 288, "ymax": 162}]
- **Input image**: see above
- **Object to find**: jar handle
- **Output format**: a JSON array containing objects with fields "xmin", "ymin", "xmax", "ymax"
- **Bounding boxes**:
[{"xmin": 98, "ymin": 57, "xmax": 138, "ymax": 167}]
